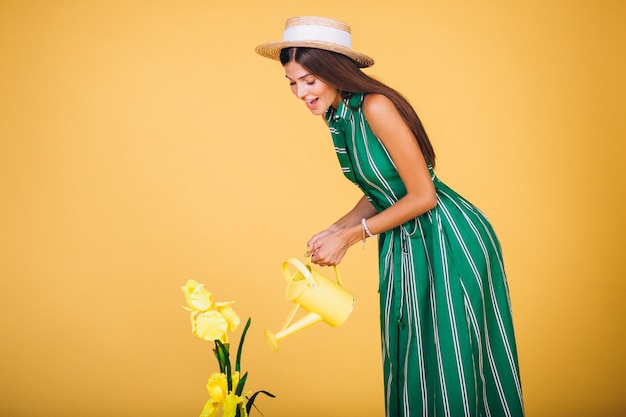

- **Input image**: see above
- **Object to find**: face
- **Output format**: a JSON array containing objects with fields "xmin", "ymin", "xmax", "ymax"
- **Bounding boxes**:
[{"xmin": 284, "ymin": 61, "xmax": 341, "ymax": 116}]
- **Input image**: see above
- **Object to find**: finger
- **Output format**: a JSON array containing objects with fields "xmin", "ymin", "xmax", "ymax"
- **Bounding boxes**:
[
  {"xmin": 311, "ymin": 252, "xmax": 323, "ymax": 265},
  {"xmin": 305, "ymin": 242, "xmax": 317, "ymax": 257}
]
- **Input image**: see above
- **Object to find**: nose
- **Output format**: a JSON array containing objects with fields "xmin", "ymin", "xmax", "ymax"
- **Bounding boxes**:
[{"xmin": 296, "ymin": 83, "xmax": 307, "ymax": 99}]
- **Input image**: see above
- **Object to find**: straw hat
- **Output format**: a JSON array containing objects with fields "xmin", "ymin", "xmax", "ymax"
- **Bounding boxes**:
[{"xmin": 255, "ymin": 16, "xmax": 375, "ymax": 68}]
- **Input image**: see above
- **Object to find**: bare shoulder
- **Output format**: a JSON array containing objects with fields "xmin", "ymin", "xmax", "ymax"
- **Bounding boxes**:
[
  {"xmin": 363, "ymin": 93, "xmax": 397, "ymax": 120},
  {"xmin": 363, "ymin": 93, "xmax": 409, "ymax": 137}
]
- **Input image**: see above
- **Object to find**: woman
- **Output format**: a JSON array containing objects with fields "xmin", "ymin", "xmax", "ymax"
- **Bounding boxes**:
[{"xmin": 256, "ymin": 16, "xmax": 524, "ymax": 417}]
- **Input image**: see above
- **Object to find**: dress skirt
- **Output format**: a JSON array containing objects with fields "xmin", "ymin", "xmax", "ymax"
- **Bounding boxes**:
[{"xmin": 378, "ymin": 178, "xmax": 524, "ymax": 417}]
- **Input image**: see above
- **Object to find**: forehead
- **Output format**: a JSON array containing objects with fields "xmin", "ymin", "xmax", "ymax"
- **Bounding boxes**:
[{"xmin": 284, "ymin": 61, "xmax": 313, "ymax": 80}]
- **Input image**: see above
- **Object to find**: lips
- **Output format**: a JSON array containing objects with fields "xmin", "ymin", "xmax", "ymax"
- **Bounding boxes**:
[{"xmin": 305, "ymin": 98, "xmax": 318, "ymax": 110}]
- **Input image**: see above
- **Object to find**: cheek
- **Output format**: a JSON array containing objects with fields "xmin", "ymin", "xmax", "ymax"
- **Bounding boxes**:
[{"xmin": 320, "ymin": 85, "xmax": 337, "ymax": 100}]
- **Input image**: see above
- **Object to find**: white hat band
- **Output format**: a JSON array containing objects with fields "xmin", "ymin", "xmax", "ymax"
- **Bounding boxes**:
[{"xmin": 282, "ymin": 25, "xmax": 352, "ymax": 48}]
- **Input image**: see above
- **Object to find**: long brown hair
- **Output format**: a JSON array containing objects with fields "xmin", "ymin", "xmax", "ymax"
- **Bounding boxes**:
[{"xmin": 280, "ymin": 47, "xmax": 436, "ymax": 167}]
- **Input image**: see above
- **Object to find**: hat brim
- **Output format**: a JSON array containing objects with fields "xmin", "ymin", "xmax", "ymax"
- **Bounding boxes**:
[{"xmin": 255, "ymin": 40, "xmax": 375, "ymax": 68}]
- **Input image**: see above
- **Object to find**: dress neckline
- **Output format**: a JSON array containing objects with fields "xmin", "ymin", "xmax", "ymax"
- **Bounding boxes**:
[{"xmin": 325, "ymin": 92, "xmax": 365, "ymax": 123}]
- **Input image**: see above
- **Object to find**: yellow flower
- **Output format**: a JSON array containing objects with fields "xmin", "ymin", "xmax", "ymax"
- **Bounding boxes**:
[
  {"xmin": 181, "ymin": 282, "xmax": 272, "ymax": 416},
  {"xmin": 192, "ymin": 310, "xmax": 229, "ymax": 342},
  {"xmin": 223, "ymin": 392, "xmax": 247, "ymax": 417},
  {"xmin": 201, "ymin": 372, "xmax": 246, "ymax": 417},
  {"xmin": 216, "ymin": 304, "xmax": 240, "ymax": 332},
  {"xmin": 206, "ymin": 372, "xmax": 229, "ymax": 403},
  {"xmin": 182, "ymin": 280, "xmax": 241, "ymax": 342},
  {"xmin": 199, "ymin": 399, "xmax": 217, "ymax": 417},
  {"xmin": 182, "ymin": 280, "xmax": 214, "ymax": 312}
]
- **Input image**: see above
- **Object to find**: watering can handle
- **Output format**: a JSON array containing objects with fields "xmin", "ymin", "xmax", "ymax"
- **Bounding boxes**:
[{"xmin": 282, "ymin": 257, "xmax": 344, "ymax": 288}]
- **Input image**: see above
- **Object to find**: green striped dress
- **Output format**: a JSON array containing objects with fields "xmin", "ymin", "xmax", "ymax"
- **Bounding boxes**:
[{"xmin": 325, "ymin": 93, "xmax": 524, "ymax": 417}]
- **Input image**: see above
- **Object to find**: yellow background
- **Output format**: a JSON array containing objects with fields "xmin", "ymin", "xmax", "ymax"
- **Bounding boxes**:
[{"xmin": 1, "ymin": 1, "xmax": 624, "ymax": 416}]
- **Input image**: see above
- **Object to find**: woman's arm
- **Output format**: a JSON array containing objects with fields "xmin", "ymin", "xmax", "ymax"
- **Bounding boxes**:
[
  {"xmin": 307, "ymin": 195, "xmax": 378, "ymax": 252},
  {"xmin": 309, "ymin": 93, "xmax": 436, "ymax": 266},
  {"xmin": 329, "ymin": 195, "xmax": 379, "ymax": 231},
  {"xmin": 358, "ymin": 93, "xmax": 437, "ymax": 234}
]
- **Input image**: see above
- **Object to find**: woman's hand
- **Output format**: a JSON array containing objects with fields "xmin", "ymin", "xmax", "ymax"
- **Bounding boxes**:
[
  {"xmin": 305, "ymin": 196, "xmax": 377, "ymax": 266},
  {"xmin": 306, "ymin": 228, "xmax": 334, "ymax": 251},
  {"xmin": 307, "ymin": 224, "xmax": 362, "ymax": 266},
  {"xmin": 306, "ymin": 229, "xmax": 349, "ymax": 266}
]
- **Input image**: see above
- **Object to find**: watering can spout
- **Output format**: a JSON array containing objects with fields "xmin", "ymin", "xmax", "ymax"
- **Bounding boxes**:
[
  {"xmin": 264, "ymin": 311, "xmax": 323, "ymax": 351},
  {"xmin": 265, "ymin": 258, "xmax": 355, "ymax": 351}
]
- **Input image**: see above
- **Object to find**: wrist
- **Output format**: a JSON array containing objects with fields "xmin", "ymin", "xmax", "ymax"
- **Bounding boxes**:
[
  {"xmin": 328, "ymin": 223, "xmax": 343, "ymax": 232},
  {"xmin": 361, "ymin": 218, "xmax": 375, "ymax": 238},
  {"xmin": 335, "ymin": 224, "xmax": 362, "ymax": 246},
  {"xmin": 359, "ymin": 218, "xmax": 376, "ymax": 249}
]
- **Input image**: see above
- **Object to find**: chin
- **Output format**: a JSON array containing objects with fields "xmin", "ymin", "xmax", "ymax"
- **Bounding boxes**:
[{"xmin": 310, "ymin": 106, "xmax": 329, "ymax": 116}]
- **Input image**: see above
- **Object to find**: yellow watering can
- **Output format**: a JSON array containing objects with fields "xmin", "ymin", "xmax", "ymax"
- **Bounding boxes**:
[{"xmin": 264, "ymin": 257, "xmax": 355, "ymax": 351}]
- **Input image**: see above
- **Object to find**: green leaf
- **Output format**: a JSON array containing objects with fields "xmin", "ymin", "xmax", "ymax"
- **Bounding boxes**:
[
  {"xmin": 215, "ymin": 339, "xmax": 232, "ymax": 391},
  {"xmin": 235, "ymin": 372, "xmax": 248, "ymax": 396},
  {"xmin": 235, "ymin": 318, "xmax": 252, "ymax": 373},
  {"xmin": 213, "ymin": 342, "xmax": 230, "ymax": 374},
  {"xmin": 246, "ymin": 390, "xmax": 276, "ymax": 415}
]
